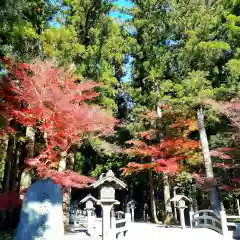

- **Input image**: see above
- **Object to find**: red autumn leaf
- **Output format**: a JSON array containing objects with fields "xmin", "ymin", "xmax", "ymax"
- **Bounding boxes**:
[
  {"xmin": 213, "ymin": 163, "xmax": 234, "ymax": 169},
  {"xmin": 210, "ymin": 150, "xmax": 232, "ymax": 159},
  {"xmin": 170, "ymin": 119, "xmax": 194, "ymax": 128},
  {"xmin": 232, "ymin": 178, "xmax": 240, "ymax": 183},
  {"xmin": 137, "ymin": 129, "xmax": 156, "ymax": 140},
  {"xmin": 217, "ymin": 147, "xmax": 233, "ymax": 152},
  {"xmin": 221, "ymin": 185, "xmax": 233, "ymax": 191},
  {"xmin": 162, "ymin": 104, "xmax": 169, "ymax": 110}
]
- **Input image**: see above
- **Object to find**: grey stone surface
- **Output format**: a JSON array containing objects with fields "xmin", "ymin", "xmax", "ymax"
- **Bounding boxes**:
[
  {"xmin": 15, "ymin": 178, "xmax": 64, "ymax": 240},
  {"xmin": 64, "ymin": 222, "xmax": 227, "ymax": 240}
]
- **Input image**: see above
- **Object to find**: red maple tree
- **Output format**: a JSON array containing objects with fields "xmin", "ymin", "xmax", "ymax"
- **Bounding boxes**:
[
  {"xmin": 122, "ymin": 115, "xmax": 200, "ymax": 175},
  {"xmin": 0, "ymin": 57, "xmax": 118, "ymax": 189}
]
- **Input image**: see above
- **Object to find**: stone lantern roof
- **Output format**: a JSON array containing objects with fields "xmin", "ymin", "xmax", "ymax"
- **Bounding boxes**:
[
  {"xmin": 80, "ymin": 194, "xmax": 98, "ymax": 204},
  {"xmin": 89, "ymin": 170, "xmax": 127, "ymax": 190},
  {"xmin": 127, "ymin": 200, "xmax": 137, "ymax": 205},
  {"xmin": 170, "ymin": 194, "xmax": 191, "ymax": 203}
]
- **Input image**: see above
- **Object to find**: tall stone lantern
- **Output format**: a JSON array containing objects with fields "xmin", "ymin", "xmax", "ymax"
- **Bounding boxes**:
[
  {"xmin": 90, "ymin": 170, "xmax": 127, "ymax": 240},
  {"xmin": 170, "ymin": 194, "xmax": 191, "ymax": 229}
]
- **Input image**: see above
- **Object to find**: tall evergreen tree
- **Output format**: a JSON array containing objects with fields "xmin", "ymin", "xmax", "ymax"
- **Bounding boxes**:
[{"xmin": 127, "ymin": 0, "xmax": 240, "ymax": 212}]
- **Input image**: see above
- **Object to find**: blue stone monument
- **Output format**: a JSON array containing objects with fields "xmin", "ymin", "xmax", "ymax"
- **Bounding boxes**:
[{"xmin": 15, "ymin": 178, "xmax": 64, "ymax": 240}]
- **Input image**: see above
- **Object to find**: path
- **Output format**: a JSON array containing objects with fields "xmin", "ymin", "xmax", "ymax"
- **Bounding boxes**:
[
  {"xmin": 64, "ymin": 222, "xmax": 231, "ymax": 240},
  {"xmin": 128, "ymin": 222, "xmax": 230, "ymax": 240}
]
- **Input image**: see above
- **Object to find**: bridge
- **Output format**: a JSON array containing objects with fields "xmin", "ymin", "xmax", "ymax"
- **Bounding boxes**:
[{"xmin": 190, "ymin": 206, "xmax": 240, "ymax": 239}]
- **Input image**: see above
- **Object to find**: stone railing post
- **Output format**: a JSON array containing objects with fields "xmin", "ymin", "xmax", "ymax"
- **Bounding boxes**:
[
  {"xmin": 127, "ymin": 200, "xmax": 137, "ymax": 222},
  {"xmin": 91, "ymin": 210, "xmax": 97, "ymax": 237},
  {"xmin": 130, "ymin": 206, "xmax": 135, "ymax": 222},
  {"xmin": 111, "ymin": 208, "xmax": 116, "ymax": 240},
  {"xmin": 237, "ymin": 199, "xmax": 240, "ymax": 216},
  {"xmin": 143, "ymin": 208, "xmax": 146, "ymax": 221},
  {"xmin": 220, "ymin": 202, "xmax": 228, "ymax": 237},
  {"xmin": 189, "ymin": 205, "xmax": 194, "ymax": 228},
  {"xmin": 124, "ymin": 205, "xmax": 131, "ymax": 238},
  {"xmin": 86, "ymin": 207, "xmax": 95, "ymax": 236}
]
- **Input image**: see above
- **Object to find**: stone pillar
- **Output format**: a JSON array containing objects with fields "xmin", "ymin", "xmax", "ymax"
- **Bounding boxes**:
[
  {"xmin": 130, "ymin": 206, "xmax": 135, "ymax": 222},
  {"xmin": 86, "ymin": 208, "xmax": 95, "ymax": 235},
  {"xmin": 220, "ymin": 202, "xmax": 228, "ymax": 237},
  {"xmin": 189, "ymin": 205, "xmax": 194, "ymax": 228},
  {"xmin": 111, "ymin": 209, "xmax": 116, "ymax": 240},
  {"xmin": 125, "ymin": 205, "xmax": 131, "ymax": 221},
  {"xmin": 99, "ymin": 202, "xmax": 117, "ymax": 240},
  {"xmin": 143, "ymin": 203, "xmax": 148, "ymax": 222},
  {"xmin": 173, "ymin": 187, "xmax": 178, "ymax": 220},
  {"xmin": 237, "ymin": 199, "xmax": 240, "ymax": 216},
  {"xmin": 127, "ymin": 200, "xmax": 137, "ymax": 222},
  {"xmin": 179, "ymin": 208, "xmax": 186, "ymax": 229},
  {"xmin": 124, "ymin": 205, "xmax": 131, "ymax": 238}
]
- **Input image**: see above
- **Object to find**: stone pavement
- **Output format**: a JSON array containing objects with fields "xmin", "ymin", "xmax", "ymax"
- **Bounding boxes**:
[
  {"xmin": 64, "ymin": 232, "xmax": 101, "ymax": 240},
  {"xmin": 64, "ymin": 222, "xmax": 231, "ymax": 240},
  {"xmin": 128, "ymin": 222, "xmax": 230, "ymax": 240}
]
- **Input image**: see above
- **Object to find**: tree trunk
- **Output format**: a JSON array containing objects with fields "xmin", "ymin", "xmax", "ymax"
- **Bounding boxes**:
[
  {"xmin": 145, "ymin": 102, "xmax": 163, "ymax": 224},
  {"xmin": 59, "ymin": 151, "xmax": 75, "ymax": 229},
  {"xmin": 11, "ymin": 140, "xmax": 22, "ymax": 191},
  {"xmin": 20, "ymin": 126, "xmax": 35, "ymax": 193},
  {"xmin": 59, "ymin": 151, "xmax": 67, "ymax": 172},
  {"xmin": 149, "ymin": 170, "xmax": 158, "ymax": 223},
  {"xmin": 0, "ymin": 134, "xmax": 9, "ymax": 188},
  {"xmin": 1, "ymin": 135, "xmax": 15, "ymax": 222},
  {"xmin": 156, "ymin": 102, "xmax": 173, "ymax": 223},
  {"xmin": 197, "ymin": 107, "xmax": 221, "ymax": 212},
  {"xmin": 163, "ymin": 173, "xmax": 172, "ymax": 224},
  {"xmin": 3, "ymin": 135, "xmax": 15, "ymax": 193}
]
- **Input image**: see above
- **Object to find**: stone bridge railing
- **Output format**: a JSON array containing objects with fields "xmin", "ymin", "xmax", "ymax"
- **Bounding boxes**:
[
  {"xmin": 190, "ymin": 209, "xmax": 223, "ymax": 234},
  {"xmin": 111, "ymin": 210, "xmax": 131, "ymax": 240},
  {"xmin": 190, "ymin": 203, "xmax": 240, "ymax": 239}
]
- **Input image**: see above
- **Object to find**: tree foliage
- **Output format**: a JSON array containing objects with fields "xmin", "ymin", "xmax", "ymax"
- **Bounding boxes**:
[
  {"xmin": 0, "ymin": 58, "xmax": 117, "ymax": 188},
  {"xmin": 122, "ymin": 111, "xmax": 200, "ymax": 175},
  {"xmin": 0, "ymin": 0, "xmax": 59, "ymax": 59}
]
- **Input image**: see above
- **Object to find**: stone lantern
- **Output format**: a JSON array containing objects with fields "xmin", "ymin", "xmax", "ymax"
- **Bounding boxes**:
[
  {"xmin": 80, "ymin": 194, "xmax": 98, "ymax": 235},
  {"xmin": 90, "ymin": 170, "xmax": 127, "ymax": 240},
  {"xmin": 127, "ymin": 200, "xmax": 137, "ymax": 221},
  {"xmin": 80, "ymin": 194, "xmax": 98, "ymax": 210},
  {"xmin": 170, "ymin": 194, "xmax": 191, "ymax": 229}
]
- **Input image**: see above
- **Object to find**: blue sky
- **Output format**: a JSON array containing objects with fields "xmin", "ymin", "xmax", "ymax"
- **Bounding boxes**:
[
  {"xmin": 116, "ymin": 0, "xmax": 133, "ymax": 8},
  {"xmin": 110, "ymin": 0, "xmax": 133, "ymax": 21}
]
